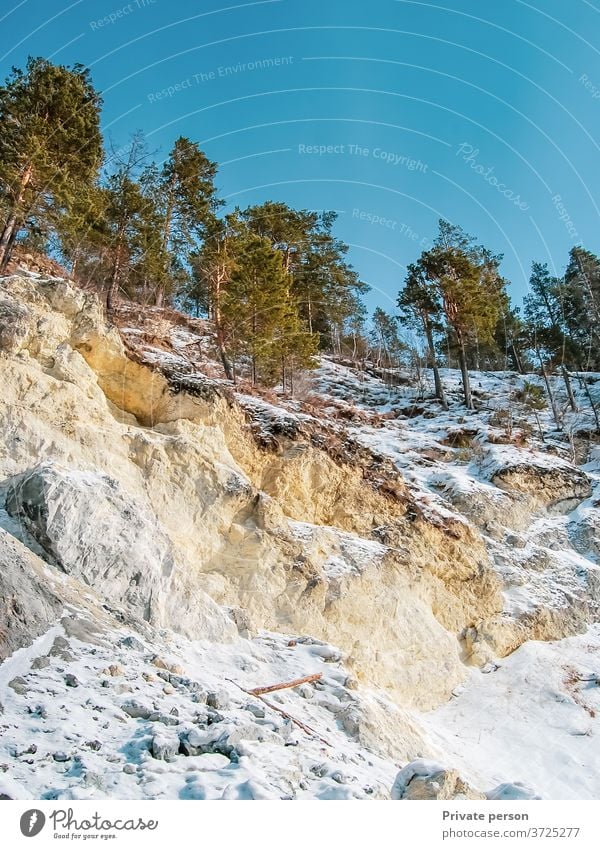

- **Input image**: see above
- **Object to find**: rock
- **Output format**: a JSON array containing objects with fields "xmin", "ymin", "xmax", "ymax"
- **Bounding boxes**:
[
  {"xmin": 148, "ymin": 712, "xmax": 180, "ymax": 726},
  {"xmin": 162, "ymin": 684, "xmax": 175, "ymax": 695},
  {"xmin": 121, "ymin": 699, "xmax": 153, "ymax": 720},
  {"xmin": 120, "ymin": 636, "xmax": 145, "ymax": 652},
  {"xmin": 8, "ymin": 677, "xmax": 29, "ymax": 696},
  {"xmin": 391, "ymin": 759, "xmax": 485, "ymax": 800},
  {"xmin": 487, "ymin": 782, "xmax": 541, "ymax": 801},
  {"xmin": 0, "ymin": 296, "xmax": 30, "ymax": 353},
  {"xmin": 5, "ymin": 463, "xmax": 175, "ymax": 625},
  {"xmin": 65, "ymin": 674, "xmax": 79, "ymax": 688},
  {"xmin": 491, "ymin": 462, "xmax": 592, "ymax": 513},
  {"xmin": 123, "ymin": 763, "xmax": 137, "ymax": 774},
  {"xmin": 179, "ymin": 727, "xmax": 206, "ymax": 756},
  {"xmin": 84, "ymin": 740, "xmax": 102, "ymax": 751},
  {"xmin": 206, "ymin": 709, "xmax": 224, "ymax": 725},
  {"xmin": 52, "ymin": 752, "xmax": 71, "ymax": 763},
  {"xmin": 244, "ymin": 703, "xmax": 266, "ymax": 719},
  {"xmin": 297, "ymin": 684, "xmax": 314, "ymax": 699},
  {"xmin": 151, "ymin": 730, "xmax": 180, "ymax": 761},
  {"xmin": 14, "ymin": 743, "xmax": 37, "ymax": 757},
  {"xmin": 49, "ymin": 636, "xmax": 74, "ymax": 661},
  {"xmin": 0, "ymin": 530, "xmax": 64, "ymax": 662},
  {"xmin": 207, "ymin": 690, "xmax": 230, "ymax": 710},
  {"xmin": 103, "ymin": 664, "xmax": 124, "ymax": 677},
  {"xmin": 31, "ymin": 656, "xmax": 51, "ymax": 670}
]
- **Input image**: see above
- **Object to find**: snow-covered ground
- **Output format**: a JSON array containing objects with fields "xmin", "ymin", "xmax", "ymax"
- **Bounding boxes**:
[
  {"xmin": 425, "ymin": 625, "xmax": 600, "ymax": 800},
  {"xmin": 0, "ymin": 615, "xmax": 401, "ymax": 801}
]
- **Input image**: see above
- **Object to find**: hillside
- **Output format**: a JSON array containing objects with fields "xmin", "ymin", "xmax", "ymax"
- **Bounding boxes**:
[{"xmin": 1, "ymin": 271, "xmax": 600, "ymax": 800}]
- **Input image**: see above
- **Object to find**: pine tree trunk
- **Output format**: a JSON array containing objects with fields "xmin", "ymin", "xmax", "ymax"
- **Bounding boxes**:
[
  {"xmin": 106, "ymin": 248, "xmax": 121, "ymax": 315},
  {"xmin": 424, "ymin": 315, "xmax": 447, "ymax": 409},
  {"xmin": 0, "ymin": 163, "xmax": 33, "ymax": 272},
  {"xmin": 577, "ymin": 366, "xmax": 600, "ymax": 433},
  {"xmin": 536, "ymin": 348, "xmax": 561, "ymax": 429},
  {"xmin": 213, "ymin": 265, "xmax": 233, "ymax": 381},
  {"xmin": 511, "ymin": 343, "xmax": 525, "ymax": 375},
  {"xmin": 457, "ymin": 339, "xmax": 473, "ymax": 410},
  {"xmin": 561, "ymin": 365, "xmax": 578, "ymax": 412}
]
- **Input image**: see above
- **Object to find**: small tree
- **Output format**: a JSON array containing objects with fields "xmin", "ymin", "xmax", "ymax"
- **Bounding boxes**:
[
  {"xmin": 398, "ymin": 261, "xmax": 447, "ymax": 408},
  {"xmin": 515, "ymin": 381, "xmax": 547, "ymax": 442}
]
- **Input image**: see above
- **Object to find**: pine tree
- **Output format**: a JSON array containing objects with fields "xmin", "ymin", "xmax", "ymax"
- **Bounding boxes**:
[
  {"xmin": 101, "ymin": 135, "xmax": 149, "ymax": 313},
  {"xmin": 0, "ymin": 57, "xmax": 102, "ymax": 270},
  {"xmin": 242, "ymin": 203, "xmax": 368, "ymax": 345},
  {"xmin": 420, "ymin": 220, "xmax": 507, "ymax": 409},
  {"xmin": 398, "ymin": 260, "xmax": 447, "ymax": 408},
  {"xmin": 370, "ymin": 308, "xmax": 406, "ymax": 369},
  {"xmin": 524, "ymin": 262, "xmax": 578, "ymax": 414},
  {"xmin": 221, "ymin": 234, "xmax": 291, "ymax": 385}
]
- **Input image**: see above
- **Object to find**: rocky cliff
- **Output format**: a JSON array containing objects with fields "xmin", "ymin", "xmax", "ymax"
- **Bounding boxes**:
[{"xmin": 1, "ymin": 273, "xmax": 599, "ymax": 800}]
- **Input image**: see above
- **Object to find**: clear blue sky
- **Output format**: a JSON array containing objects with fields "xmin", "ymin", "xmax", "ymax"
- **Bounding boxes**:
[{"xmin": 1, "ymin": 0, "xmax": 599, "ymax": 315}]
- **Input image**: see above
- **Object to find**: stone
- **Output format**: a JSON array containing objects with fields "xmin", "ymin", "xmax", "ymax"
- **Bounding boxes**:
[
  {"xmin": 297, "ymin": 684, "xmax": 314, "ymax": 700},
  {"xmin": 65, "ymin": 674, "xmax": 79, "ymax": 688},
  {"xmin": 0, "ymin": 531, "xmax": 64, "ymax": 662},
  {"xmin": 151, "ymin": 730, "xmax": 180, "ymax": 762},
  {"xmin": 391, "ymin": 760, "xmax": 485, "ymax": 800},
  {"xmin": 244, "ymin": 703, "xmax": 266, "ymax": 719},
  {"xmin": 123, "ymin": 763, "xmax": 137, "ymax": 774},
  {"xmin": 207, "ymin": 690, "xmax": 230, "ymax": 711},
  {"xmin": 8, "ymin": 677, "xmax": 29, "ymax": 696},
  {"xmin": 120, "ymin": 636, "xmax": 145, "ymax": 652},
  {"xmin": 31, "ymin": 656, "xmax": 51, "ymax": 670},
  {"xmin": 121, "ymin": 699, "xmax": 153, "ymax": 720},
  {"xmin": 52, "ymin": 752, "xmax": 71, "ymax": 763},
  {"xmin": 148, "ymin": 712, "xmax": 180, "ymax": 726}
]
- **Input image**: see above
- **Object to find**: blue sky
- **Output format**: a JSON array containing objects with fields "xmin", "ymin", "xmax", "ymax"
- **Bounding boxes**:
[{"xmin": 1, "ymin": 0, "xmax": 599, "ymax": 314}]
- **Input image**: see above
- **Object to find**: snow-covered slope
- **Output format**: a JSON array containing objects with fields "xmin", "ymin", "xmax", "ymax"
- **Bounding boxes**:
[{"xmin": 1, "ymin": 273, "xmax": 599, "ymax": 800}]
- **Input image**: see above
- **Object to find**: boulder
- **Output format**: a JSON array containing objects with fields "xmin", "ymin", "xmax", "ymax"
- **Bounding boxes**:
[
  {"xmin": 391, "ymin": 759, "xmax": 485, "ymax": 800},
  {"xmin": 5, "ymin": 462, "xmax": 174, "ymax": 624},
  {"xmin": 150, "ymin": 729, "xmax": 180, "ymax": 761},
  {"xmin": 0, "ymin": 528, "xmax": 64, "ymax": 662}
]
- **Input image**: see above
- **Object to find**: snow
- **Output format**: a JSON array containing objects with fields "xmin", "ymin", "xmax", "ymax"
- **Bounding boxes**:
[
  {"xmin": 0, "ymin": 619, "xmax": 399, "ymax": 800},
  {"xmin": 425, "ymin": 625, "xmax": 600, "ymax": 800}
]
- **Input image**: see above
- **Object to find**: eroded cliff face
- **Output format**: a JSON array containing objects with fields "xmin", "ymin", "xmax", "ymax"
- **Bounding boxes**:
[{"xmin": 1, "ymin": 274, "xmax": 598, "ymax": 724}]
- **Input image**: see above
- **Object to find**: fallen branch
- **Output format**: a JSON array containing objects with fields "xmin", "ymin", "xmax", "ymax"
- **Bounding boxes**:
[
  {"xmin": 226, "ymin": 678, "xmax": 331, "ymax": 747},
  {"xmin": 247, "ymin": 672, "xmax": 322, "ymax": 696}
]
